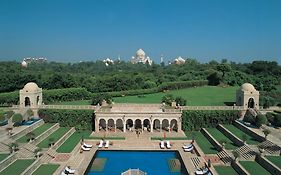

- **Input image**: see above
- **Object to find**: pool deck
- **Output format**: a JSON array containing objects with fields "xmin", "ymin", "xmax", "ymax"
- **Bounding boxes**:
[{"xmin": 68, "ymin": 131, "xmax": 220, "ymax": 175}]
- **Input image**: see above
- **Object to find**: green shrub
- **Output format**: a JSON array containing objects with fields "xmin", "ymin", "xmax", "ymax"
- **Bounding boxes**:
[
  {"xmin": 0, "ymin": 91, "xmax": 19, "ymax": 106},
  {"xmin": 266, "ymin": 112, "xmax": 275, "ymax": 125},
  {"xmin": 158, "ymin": 80, "xmax": 208, "ymax": 91},
  {"xmin": 255, "ymin": 114, "xmax": 267, "ymax": 128},
  {"xmin": 175, "ymin": 97, "xmax": 186, "ymax": 106},
  {"xmin": 243, "ymin": 113, "xmax": 255, "ymax": 124},
  {"xmin": 12, "ymin": 113, "xmax": 23, "ymax": 123},
  {"xmin": 182, "ymin": 110, "xmax": 239, "ymax": 131},
  {"xmin": 161, "ymin": 94, "xmax": 174, "ymax": 106},
  {"xmin": 273, "ymin": 114, "xmax": 281, "ymax": 127},
  {"xmin": 91, "ymin": 93, "xmax": 112, "ymax": 105},
  {"xmin": 38, "ymin": 109, "xmax": 94, "ymax": 130}
]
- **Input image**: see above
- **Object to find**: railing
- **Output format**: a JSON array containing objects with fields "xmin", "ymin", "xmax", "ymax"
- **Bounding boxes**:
[
  {"xmin": 121, "ymin": 169, "xmax": 147, "ymax": 175},
  {"xmin": 12, "ymin": 105, "xmax": 96, "ymax": 110},
  {"xmin": 181, "ymin": 106, "xmax": 244, "ymax": 110}
]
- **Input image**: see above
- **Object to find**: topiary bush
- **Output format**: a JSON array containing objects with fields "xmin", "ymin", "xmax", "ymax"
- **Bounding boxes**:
[
  {"xmin": 273, "ymin": 114, "xmax": 281, "ymax": 127},
  {"xmin": 12, "ymin": 113, "xmax": 23, "ymax": 123},
  {"xmin": 243, "ymin": 113, "xmax": 255, "ymax": 124},
  {"xmin": 255, "ymin": 114, "xmax": 267, "ymax": 128}
]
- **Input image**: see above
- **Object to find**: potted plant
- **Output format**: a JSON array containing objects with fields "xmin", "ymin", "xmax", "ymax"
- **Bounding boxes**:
[
  {"xmin": 9, "ymin": 142, "xmax": 19, "ymax": 153},
  {"xmin": 34, "ymin": 148, "xmax": 42, "ymax": 158},
  {"xmin": 232, "ymin": 150, "xmax": 240, "ymax": 162},
  {"xmin": 48, "ymin": 138, "xmax": 55, "ymax": 147},
  {"xmin": 26, "ymin": 132, "xmax": 35, "ymax": 142},
  {"xmin": 262, "ymin": 129, "xmax": 271, "ymax": 139}
]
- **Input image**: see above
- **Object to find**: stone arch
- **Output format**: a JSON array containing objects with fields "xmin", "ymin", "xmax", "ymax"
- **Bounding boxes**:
[
  {"xmin": 135, "ymin": 119, "xmax": 142, "ymax": 129},
  {"xmin": 248, "ymin": 98, "xmax": 255, "ymax": 108},
  {"xmin": 126, "ymin": 119, "xmax": 133, "ymax": 131},
  {"xmin": 25, "ymin": 97, "xmax": 31, "ymax": 107},
  {"xmin": 37, "ymin": 96, "xmax": 40, "ymax": 105},
  {"xmin": 116, "ymin": 119, "xmax": 123, "ymax": 131},
  {"xmin": 162, "ymin": 119, "xmax": 169, "ymax": 131},
  {"xmin": 108, "ymin": 119, "xmax": 115, "ymax": 131},
  {"xmin": 99, "ymin": 119, "xmax": 106, "ymax": 131},
  {"xmin": 143, "ymin": 119, "xmax": 150, "ymax": 132},
  {"xmin": 170, "ymin": 119, "xmax": 178, "ymax": 132},
  {"xmin": 153, "ymin": 119, "xmax": 160, "ymax": 131}
]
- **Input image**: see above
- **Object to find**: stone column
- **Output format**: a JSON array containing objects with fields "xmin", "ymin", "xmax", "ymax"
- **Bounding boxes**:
[
  {"xmin": 141, "ymin": 121, "xmax": 144, "ymax": 132},
  {"xmin": 123, "ymin": 121, "xmax": 126, "ymax": 132},
  {"xmin": 114, "ymin": 124, "xmax": 117, "ymax": 132},
  {"xmin": 168, "ymin": 120, "xmax": 171, "ymax": 133},
  {"xmin": 160, "ymin": 124, "xmax": 162, "ymax": 132},
  {"xmin": 105, "ymin": 124, "xmax": 108, "ymax": 132},
  {"xmin": 150, "ymin": 120, "xmax": 153, "ymax": 133},
  {"xmin": 178, "ymin": 119, "xmax": 182, "ymax": 132},
  {"xmin": 95, "ymin": 118, "xmax": 99, "ymax": 133}
]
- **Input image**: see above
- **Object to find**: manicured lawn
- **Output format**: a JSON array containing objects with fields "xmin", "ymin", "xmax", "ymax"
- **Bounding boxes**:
[
  {"xmin": 51, "ymin": 86, "xmax": 237, "ymax": 106},
  {"xmin": 206, "ymin": 128, "xmax": 238, "ymax": 150},
  {"xmin": 32, "ymin": 164, "xmax": 60, "ymax": 175},
  {"xmin": 223, "ymin": 124, "xmax": 260, "ymax": 145},
  {"xmin": 17, "ymin": 123, "xmax": 54, "ymax": 143},
  {"xmin": 185, "ymin": 131, "xmax": 218, "ymax": 154},
  {"xmin": 57, "ymin": 130, "xmax": 92, "ymax": 153},
  {"xmin": 37, "ymin": 127, "xmax": 70, "ymax": 148},
  {"xmin": 214, "ymin": 166, "xmax": 238, "ymax": 175},
  {"xmin": 266, "ymin": 156, "xmax": 281, "ymax": 169},
  {"xmin": 240, "ymin": 161, "xmax": 271, "ymax": 175},
  {"xmin": 0, "ymin": 159, "xmax": 35, "ymax": 175},
  {"xmin": 113, "ymin": 86, "xmax": 237, "ymax": 105},
  {"xmin": 0, "ymin": 154, "xmax": 9, "ymax": 162}
]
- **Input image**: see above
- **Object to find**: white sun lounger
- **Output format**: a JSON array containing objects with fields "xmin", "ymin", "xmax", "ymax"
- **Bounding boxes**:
[
  {"xmin": 98, "ymin": 140, "xmax": 104, "ymax": 148},
  {"xmin": 195, "ymin": 167, "xmax": 209, "ymax": 175},
  {"xmin": 184, "ymin": 146, "xmax": 194, "ymax": 152},
  {"xmin": 81, "ymin": 145, "xmax": 91, "ymax": 151},
  {"xmin": 83, "ymin": 142, "xmax": 93, "ymax": 148},
  {"xmin": 61, "ymin": 171, "xmax": 67, "ymax": 175},
  {"xmin": 182, "ymin": 144, "xmax": 193, "ymax": 149},
  {"xmin": 166, "ymin": 141, "xmax": 171, "ymax": 149},
  {"xmin": 160, "ymin": 141, "xmax": 165, "ymax": 149},
  {"xmin": 65, "ymin": 166, "xmax": 75, "ymax": 174},
  {"xmin": 104, "ymin": 140, "xmax": 109, "ymax": 148}
]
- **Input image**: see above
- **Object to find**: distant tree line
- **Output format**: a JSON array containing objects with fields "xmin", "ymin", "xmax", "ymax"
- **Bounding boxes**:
[{"xmin": 0, "ymin": 60, "xmax": 280, "ymax": 106}]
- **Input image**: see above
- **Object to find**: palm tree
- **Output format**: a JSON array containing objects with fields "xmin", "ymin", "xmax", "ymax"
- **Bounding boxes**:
[
  {"xmin": 48, "ymin": 138, "xmax": 55, "ymax": 147},
  {"xmin": 262, "ymin": 129, "xmax": 271, "ymax": 139},
  {"xmin": 26, "ymin": 132, "xmax": 35, "ymax": 142},
  {"xmin": 232, "ymin": 150, "xmax": 240, "ymax": 162},
  {"xmin": 9, "ymin": 142, "xmax": 19, "ymax": 153},
  {"xmin": 257, "ymin": 143, "xmax": 265, "ymax": 156},
  {"xmin": 34, "ymin": 148, "xmax": 42, "ymax": 158}
]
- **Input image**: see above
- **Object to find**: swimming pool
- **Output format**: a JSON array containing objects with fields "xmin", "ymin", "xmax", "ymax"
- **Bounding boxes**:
[{"xmin": 85, "ymin": 150, "xmax": 188, "ymax": 175}]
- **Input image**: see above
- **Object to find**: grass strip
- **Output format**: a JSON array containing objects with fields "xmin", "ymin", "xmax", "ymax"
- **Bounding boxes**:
[
  {"xmin": 240, "ymin": 161, "xmax": 271, "ymax": 175},
  {"xmin": 214, "ymin": 166, "xmax": 238, "ymax": 175},
  {"xmin": 32, "ymin": 164, "xmax": 60, "ymax": 175},
  {"xmin": 17, "ymin": 123, "xmax": 54, "ymax": 143},
  {"xmin": 0, "ymin": 154, "xmax": 10, "ymax": 162},
  {"xmin": 57, "ymin": 130, "xmax": 92, "ymax": 153},
  {"xmin": 0, "ymin": 159, "xmax": 35, "ymax": 175},
  {"xmin": 265, "ymin": 156, "xmax": 281, "ymax": 169},
  {"xmin": 185, "ymin": 131, "xmax": 218, "ymax": 154},
  {"xmin": 223, "ymin": 124, "xmax": 260, "ymax": 145},
  {"xmin": 37, "ymin": 127, "xmax": 70, "ymax": 148},
  {"xmin": 206, "ymin": 128, "xmax": 238, "ymax": 150}
]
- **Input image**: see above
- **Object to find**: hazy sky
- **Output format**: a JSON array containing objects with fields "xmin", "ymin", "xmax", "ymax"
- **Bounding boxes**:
[{"xmin": 0, "ymin": 0, "xmax": 281, "ymax": 63}]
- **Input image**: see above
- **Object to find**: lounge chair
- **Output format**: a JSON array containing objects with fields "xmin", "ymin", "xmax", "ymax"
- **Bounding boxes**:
[
  {"xmin": 83, "ymin": 142, "xmax": 93, "ymax": 148},
  {"xmin": 61, "ymin": 171, "xmax": 67, "ymax": 175},
  {"xmin": 98, "ymin": 140, "xmax": 104, "ymax": 148},
  {"xmin": 81, "ymin": 145, "xmax": 91, "ymax": 151},
  {"xmin": 104, "ymin": 140, "xmax": 109, "ymax": 148},
  {"xmin": 195, "ymin": 167, "xmax": 209, "ymax": 175},
  {"xmin": 184, "ymin": 145, "xmax": 194, "ymax": 152},
  {"xmin": 65, "ymin": 166, "xmax": 75, "ymax": 174},
  {"xmin": 160, "ymin": 141, "xmax": 165, "ymax": 149},
  {"xmin": 182, "ymin": 144, "xmax": 193, "ymax": 149},
  {"xmin": 166, "ymin": 141, "xmax": 171, "ymax": 149}
]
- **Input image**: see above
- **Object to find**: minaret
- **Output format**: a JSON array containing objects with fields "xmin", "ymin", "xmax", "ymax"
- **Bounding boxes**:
[{"xmin": 160, "ymin": 54, "xmax": 164, "ymax": 63}]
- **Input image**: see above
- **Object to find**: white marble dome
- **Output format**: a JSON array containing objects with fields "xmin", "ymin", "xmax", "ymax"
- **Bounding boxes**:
[
  {"xmin": 136, "ymin": 49, "xmax": 145, "ymax": 57},
  {"xmin": 241, "ymin": 83, "xmax": 256, "ymax": 92},
  {"xmin": 21, "ymin": 61, "xmax": 27, "ymax": 67},
  {"xmin": 23, "ymin": 82, "xmax": 40, "ymax": 92}
]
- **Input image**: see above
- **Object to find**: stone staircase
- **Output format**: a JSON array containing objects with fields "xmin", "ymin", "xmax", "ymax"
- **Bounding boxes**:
[
  {"xmin": 217, "ymin": 150, "xmax": 232, "ymax": 164},
  {"xmin": 260, "ymin": 140, "xmax": 281, "ymax": 155},
  {"xmin": 46, "ymin": 148, "xmax": 57, "ymax": 158},
  {"xmin": 234, "ymin": 145, "xmax": 256, "ymax": 160},
  {"xmin": 23, "ymin": 143, "xmax": 38, "ymax": 152},
  {"xmin": 0, "ymin": 142, "xmax": 10, "ymax": 152},
  {"xmin": 40, "ymin": 153, "xmax": 54, "ymax": 163},
  {"xmin": 190, "ymin": 157, "xmax": 201, "ymax": 168},
  {"xmin": 17, "ymin": 147, "xmax": 34, "ymax": 158},
  {"xmin": 67, "ymin": 153, "xmax": 84, "ymax": 168}
]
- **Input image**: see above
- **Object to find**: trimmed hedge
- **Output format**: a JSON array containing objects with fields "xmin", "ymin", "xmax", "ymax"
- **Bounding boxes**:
[
  {"xmin": 0, "ymin": 91, "xmax": 19, "ymax": 106},
  {"xmin": 38, "ymin": 109, "xmax": 94, "ymax": 130},
  {"xmin": 182, "ymin": 110, "xmax": 239, "ymax": 131},
  {"xmin": 158, "ymin": 80, "xmax": 208, "ymax": 91},
  {"xmin": 12, "ymin": 113, "xmax": 23, "ymax": 123}
]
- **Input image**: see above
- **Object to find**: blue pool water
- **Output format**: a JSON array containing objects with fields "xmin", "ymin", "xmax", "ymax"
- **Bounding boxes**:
[{"xmin": 86, "ymin": 150, "xmax": 188, "ymax": 175}]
